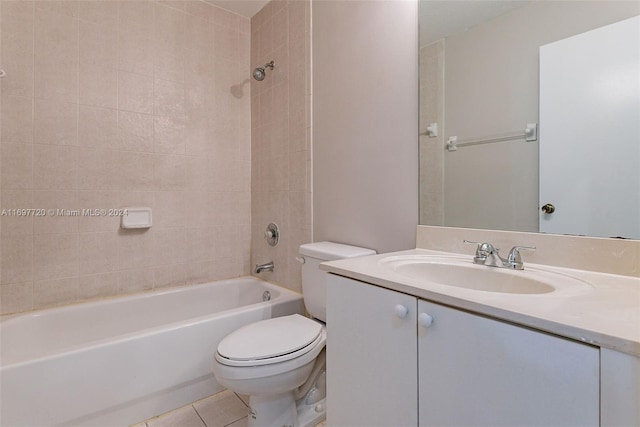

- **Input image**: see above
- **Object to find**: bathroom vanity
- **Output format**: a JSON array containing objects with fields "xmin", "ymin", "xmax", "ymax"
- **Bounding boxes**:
[{"xmin": 322, "ymin": 248, "xmax": 640, "ymax": 427}]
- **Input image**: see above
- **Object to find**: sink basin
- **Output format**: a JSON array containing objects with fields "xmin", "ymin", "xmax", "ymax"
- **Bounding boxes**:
[{"xmin": 378, "ymin": 255, "xmax": 590, "ymax": 295}]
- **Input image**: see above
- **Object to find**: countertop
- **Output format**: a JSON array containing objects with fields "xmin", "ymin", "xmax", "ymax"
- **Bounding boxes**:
[{"xmin": 321, "ymin": 248, "xmax": 640, "ymax": 357}]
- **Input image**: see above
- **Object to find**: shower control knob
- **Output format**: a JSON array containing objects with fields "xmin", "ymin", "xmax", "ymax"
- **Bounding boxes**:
[
  {"xmin": 264, "ymin": 223, "xmax": 279, "ymax": 246},
  {"xmin": 394, "ymin": 304, "xmax": 409, "ymax": 319},
  {"xmin": 541, "ymin": 203, "xmax": 555, "ymax": 214},
  {"xmin": 418, "ymin": 313, "xmax": 434, "ymax": 328}
]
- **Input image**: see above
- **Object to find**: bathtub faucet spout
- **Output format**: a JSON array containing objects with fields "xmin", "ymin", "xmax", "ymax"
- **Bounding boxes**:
[{"xmin": 255, "ymin": 261, "xmax": 274, "ymax": 274}]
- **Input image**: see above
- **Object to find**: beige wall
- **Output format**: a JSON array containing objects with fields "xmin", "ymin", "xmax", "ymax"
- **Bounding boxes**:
[
  {"xmin": 0, "ymin": 1, "xmax": 252, "ymax": 314},
  {"xmin": 312, "ymin": 0, "xmax": 419, "ymax": 254},
  {"xmin": 250, "ymin": 0, "xmax": 312, "ymax": 293},
  {"xmin": 441, "ymin": 1, "xmax": 640, "ymax": 232}
]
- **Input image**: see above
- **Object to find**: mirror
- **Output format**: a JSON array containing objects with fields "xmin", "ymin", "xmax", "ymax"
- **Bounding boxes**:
[{"xmin": 418, "ymin": 0, "xmax": 640, "ymax": 239}]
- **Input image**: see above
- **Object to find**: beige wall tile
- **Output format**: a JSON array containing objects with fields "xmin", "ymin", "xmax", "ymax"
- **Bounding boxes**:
[
  {"xmin": 33, "ymin": 276, "xmax": 78, "ymax": 308},
  {"xmin": 154, "ymin": 115, "xmax": 186, "ymax": 154},
  {"xmin": 117, "ymin": 229, "xmax": 155, "ymax": 270},
  {"xmin": 1, "ymin": 143, "xmax": 33, "ymax": 190},
  {"xmin": 154, "ymin": 191, "xmax": 187, "ymax": 228},
  {"xmin": 77, "ymin": 147, "xmax": 116, "ymax": 191},
  {"xmin": 185, "ymin": 227, "xmax": 215, "ymax": 264},
  {"xmin": 34, "ymin": 1, "xmax": 78, "ymax": 18},
  {"xmin": 33, "ymin": 144, "xmax": 78, "ymax": 190},
  {"xmin": 0, "ymin": 1, "xmax": 34, "ymax": 98},
  {"xmin": 33, "ymin": 233, "xmax": 78, "ymax": 280},
  {"xmin": 1, "ymin": 95, "xmax": 34, "ymax": 144},
  {"xmin": 249, "ymin": 0, "xmax": 312, "ymax": 291},
  {"xmin": 214, "ymin": 5, "xmax": 240, "ymax": 30},
  {"xmin": 155, "ymin": 52, "xmax": 185, "ymax": 83},
  {"xmin": 154, "ymin": 79, "xmax": 185, "ymax": 118},
  {"xmin": 1, "ymin": 235, "xmax": 34, "ymax": 284},
  {"xmin": 34, "ymin": 7, "xmax": 78, "ymax": 103},
  {"xmin": 78, "ymin": 106, "xmax": 118, "ymax": 149},
  {"xmin": 78, "ymin": 1, "xmax": 117, "ymax": 27},
  {"xmin": 34, "ymin": 58, "xmax": 78, "ymax": 103},
  {"xmin": 185, "ymin": 1, "xmax": 214, "ymax": 20},
  {"xmin": 34, "ymin": 99, "xmax": 77, "ymax": 146},
  {"xmin": 152, "ymin": 228, "xmax": 187, "ymax": 266},
  {"xmin": 77, "ymin": 190, "xmax": 121, "ymax": 233},
  {"xmin": 184, "ymin": 190, "xmax": 212, "ymax": 229},
  {"xmin": 0, "ymin": 282, "xmax": 34, "ymax": 315},
  {"xmin": 117, "ymin": 267, "xmax": 154, "ymax": 294},
  {"xmin": 118, "ymin": 71, "xmax": 154, "ymax": 114},
  {"xmin": 119, "ymin": 33, "xmax": 154, "ymax": 77},
  {"xmin": 1, "ymin": 0, "xmax": 255, "ymax": 314},
  {"xmin": 118, "ymin": 1, "xmax": 154, "ymax": 41},
  {"xmin": 185, "ymin": 14, "xmax": 213, "ymax": 53},
  {"xmin": 1, "ymin": 189, "xmax": 34, "ymax": 236},
  {"xmin": 154, "ymin": 155, "xmax": 187, "ymax": 191},
  {"xmin": 157, "ymin": 1, "xmax": 186, "ymax": 12},
  {"xmin": 1, "ymin": 1, "xmax": 35, "ymax": 65},
  {"xmin": 79, "ymin": 20, "xmax": 117, "ymax": 67},
  {"xmin": 111, "ymin": 151, "xmax": 155, "ymax": 191},
  {"xmin": 78, "ymin": 232, "xmax": 118, "ymax": 275},
  {"xmin": 117, "ymin": 111, "xmax": 154, "ymax": 152},
  {"xmin": 33, "ymin": 190, "xmax": 78, "ymax": 234},
  {"xmin": 154, "ymin": 3, "xmax": 185, "ymax": 59},
  {"xmin": 153, "ymin": 264, "xmax": 187, "ymax": 289},
  {"xmin": 79, "ymin": 63, "xmax": 118, "ymax": 109},
  {"xmin": 77, "ymin": 272, "xmax": 118, "ymax": 300},
  {"xmin": 1, "ymin": 60, "xmax": 34, "ymax": 99}
]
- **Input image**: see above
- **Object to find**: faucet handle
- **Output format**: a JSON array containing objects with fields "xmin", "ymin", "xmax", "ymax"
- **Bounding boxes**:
[
  {"xmin": 464, "ymin": 240, "xmax": 493, "ymax": 263},
  {"xmin": 506, "ymin": 246, "xmax": 536, "ymax": 268},
  {"xmin": 462, "ymin": 239, "xmax": 481, "ymax": 247}
]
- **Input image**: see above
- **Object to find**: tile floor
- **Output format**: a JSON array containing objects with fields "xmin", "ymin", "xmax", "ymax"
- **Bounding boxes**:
[{"xmin": 132, "ymin": 390, "xmax": 327, "ymax": 427}]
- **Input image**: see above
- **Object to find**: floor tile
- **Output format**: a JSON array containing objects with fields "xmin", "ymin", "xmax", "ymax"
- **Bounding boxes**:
[
  {"xmin": 193, "ymin": 390, "xmax": 248, "ymax": 427},
  {"xmin": 236, "ymin": 393, "xmax": 250, "ymax": 407},
  {"xmin": 226, "ymin": 417, "xmax": 248, "ymax": 427},
  {"xmin": 146, "ymin": 406, "xmax": 205, "ymax": 427}
]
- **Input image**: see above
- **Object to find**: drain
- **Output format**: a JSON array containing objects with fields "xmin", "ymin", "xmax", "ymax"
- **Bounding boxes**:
[{"xmin": 262, "ymin": 291, "xmax": 271, "ymax": 301}]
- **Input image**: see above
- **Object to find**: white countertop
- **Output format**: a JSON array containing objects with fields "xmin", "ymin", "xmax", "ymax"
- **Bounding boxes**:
[{"xmin": 321, "ymin": 248, "xmax": 640, "ymax": 357}]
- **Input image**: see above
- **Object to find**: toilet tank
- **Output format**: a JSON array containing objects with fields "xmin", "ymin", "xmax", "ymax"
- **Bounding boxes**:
[{"xmin": 299, "ymin": 242, "xmax": 376, "ymax": 322}]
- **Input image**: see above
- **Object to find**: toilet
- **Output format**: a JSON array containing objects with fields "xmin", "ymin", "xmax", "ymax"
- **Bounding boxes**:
[{"xmin": 212, "ymin": 242, "xmax": 376, "ymax": 427}]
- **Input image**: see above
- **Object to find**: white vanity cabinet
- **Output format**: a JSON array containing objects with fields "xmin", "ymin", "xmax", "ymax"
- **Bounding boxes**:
[{"xmin": 326, "ymin": 274, "xmax": 600, "ymax": 426}]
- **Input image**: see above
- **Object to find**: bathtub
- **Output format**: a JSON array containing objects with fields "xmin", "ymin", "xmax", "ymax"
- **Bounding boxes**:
[{"xmin": 0, "ymin": 277, "xmax": 304, "ymax": 427}]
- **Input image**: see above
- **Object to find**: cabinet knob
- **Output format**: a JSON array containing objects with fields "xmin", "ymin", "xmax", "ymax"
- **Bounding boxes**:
[
  {"xmin": 394, "ymin": 304, "xmax": 409, "ymax": 319},
  {"xmin": 418, "ymin": 313, "xmax": 434, "ymax": 328}
]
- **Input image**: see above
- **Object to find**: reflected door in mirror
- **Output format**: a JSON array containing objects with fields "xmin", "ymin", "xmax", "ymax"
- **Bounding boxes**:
[{"xmin": 539, "ymin": 16, "xmax": 640, "ymax": 239}]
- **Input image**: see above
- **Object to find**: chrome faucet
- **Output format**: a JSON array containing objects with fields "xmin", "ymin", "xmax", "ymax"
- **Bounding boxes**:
[
  {"xmin": 255, "ymin": 261, "xmax": 274, "ymax": 274},
  {"xmin": 464, "ymin": 240, "xmax": 536, "ymax": 270}
]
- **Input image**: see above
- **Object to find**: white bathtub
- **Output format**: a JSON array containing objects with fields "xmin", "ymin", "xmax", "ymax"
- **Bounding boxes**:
[{"xmin": 0, "ymin": 277, "xmax": 304, "ymax": 427}]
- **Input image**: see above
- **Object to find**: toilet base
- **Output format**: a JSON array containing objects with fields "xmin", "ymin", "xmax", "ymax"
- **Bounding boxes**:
[
  {"xmin": 248, "ymin": 392, "xmax": 297, "ymax": 427},
  {"xmin": 247, "ymin": 393, "xmax": 326, "ymax": 427},
  {"xmin": 296, "ymin": 396, "xmax": 326, "ymax": 427}
]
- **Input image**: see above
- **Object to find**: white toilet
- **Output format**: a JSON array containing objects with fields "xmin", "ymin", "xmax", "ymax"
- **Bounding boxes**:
[{"xmin": 212, "ymin": 242, "xmax": 375, "ymax": 427}]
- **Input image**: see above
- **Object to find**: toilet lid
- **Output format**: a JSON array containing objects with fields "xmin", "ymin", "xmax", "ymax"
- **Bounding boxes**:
[{"xmin": 217, "ymin": 314, "xmax": 322, "ymax": 362}]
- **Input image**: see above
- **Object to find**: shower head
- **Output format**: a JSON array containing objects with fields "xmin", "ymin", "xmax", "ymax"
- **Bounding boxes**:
[{"xmin": 252, "ymin": 60, "xmax": 275, "ymax": 81}]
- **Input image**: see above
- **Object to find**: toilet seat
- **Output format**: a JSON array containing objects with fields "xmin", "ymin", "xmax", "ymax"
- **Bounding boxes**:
[{"xmin": 216, "ymin": 314, "xmax": 323, "ymax": 367}]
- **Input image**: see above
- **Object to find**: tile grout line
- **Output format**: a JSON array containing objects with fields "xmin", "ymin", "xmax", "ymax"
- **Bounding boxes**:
[{"xmin": 191, "ymin": 403, "xmax": 207, "ymax": 427}]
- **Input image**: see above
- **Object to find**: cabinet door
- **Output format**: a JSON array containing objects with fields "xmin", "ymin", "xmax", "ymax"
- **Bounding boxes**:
[
  {"xmin": 418, "ymin": 299, "xmax": 599, "ymax": 427},
  {"xmin": 327, "ymin": 275, "xmax": 418, "ymax": 427}
]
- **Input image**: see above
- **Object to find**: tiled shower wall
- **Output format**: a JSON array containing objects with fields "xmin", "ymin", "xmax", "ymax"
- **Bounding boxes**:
[
  {"xmin": 249, "ymin": 0, "xmax": 311, "ymax": 293},
  {"xmin": 419, "ymin": 39, "xmax": 444, "ymax": 226},
  {"xmin": 0, "ymin": 1, "xmax": 252, "ymax": 314}
]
